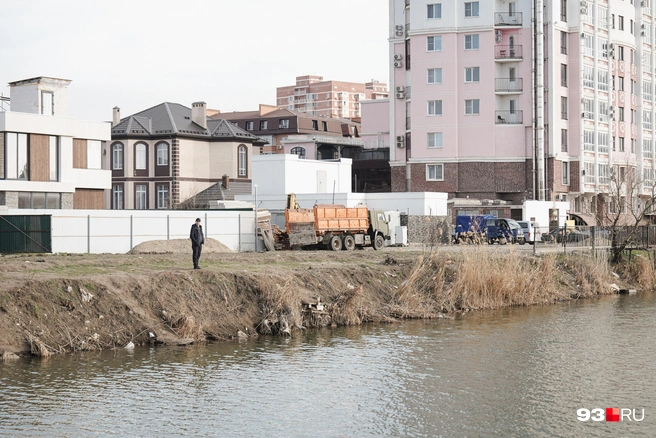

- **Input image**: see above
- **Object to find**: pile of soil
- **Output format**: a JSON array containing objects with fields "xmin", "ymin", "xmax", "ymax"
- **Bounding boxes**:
[{"xmin": 128, "ymin": 238, "xmax": 231, "ymax": 254}]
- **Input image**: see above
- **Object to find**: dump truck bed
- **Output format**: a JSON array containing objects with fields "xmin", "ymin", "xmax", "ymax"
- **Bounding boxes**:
[{"xmin": 314, "ymin": 205, "xmax": 369, "ymax": 233}]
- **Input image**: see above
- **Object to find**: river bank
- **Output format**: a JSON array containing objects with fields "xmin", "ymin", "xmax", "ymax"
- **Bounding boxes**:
[{"xmin": 1, "ymin": 246, "xmax": 653, "ymax": 357}]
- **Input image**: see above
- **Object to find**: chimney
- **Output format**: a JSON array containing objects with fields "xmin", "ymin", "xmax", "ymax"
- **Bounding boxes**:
[
  {"xmin": 112, "ymin": 107, "xmax": 121, "ymax": 127},
  {"xmin": 192, "ymin": 101, "xmax": 207, "ymax": 129},
  {"xmin": 222, "ymin": 174, "xmax": 230, "ymax": 189}
]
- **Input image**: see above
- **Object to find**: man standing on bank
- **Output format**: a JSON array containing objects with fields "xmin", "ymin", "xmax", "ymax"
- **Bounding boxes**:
[{"xmin": 190, "ymin": 218, "xmax": 204, "ymax": 269}]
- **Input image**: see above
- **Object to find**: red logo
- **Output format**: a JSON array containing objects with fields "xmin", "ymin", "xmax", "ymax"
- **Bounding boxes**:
[{"xmin": 606, "ymin": 408, "xmax": 620, "ymax": 422}]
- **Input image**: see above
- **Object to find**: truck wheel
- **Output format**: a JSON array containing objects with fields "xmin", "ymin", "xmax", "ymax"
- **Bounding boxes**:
[
  {"xmin": 342, "ymin": 234, "xmax": 355, "ymax": 251},
  {"xmin": 329, "ymin": 235, "xmax": 342, "ymax": 251},
  {"xmin": 373, "ymin": 235, "xmax": 384, "ymax": 250}
]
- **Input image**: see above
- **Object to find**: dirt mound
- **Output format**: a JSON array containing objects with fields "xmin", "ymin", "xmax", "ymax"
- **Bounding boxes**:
[{"xmin": 128, "ymin": 238, "xmax": 232, "ymax": 254}]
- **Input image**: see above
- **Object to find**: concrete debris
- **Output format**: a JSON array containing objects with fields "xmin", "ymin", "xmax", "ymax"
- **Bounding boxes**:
[
  {"xmin": 609, "ymin": 284, "xmax": 620, "ymax": 293},
  {"xmin": 66, "ymin": 286, "xmax": 73, "ymax": 293},
  {"xmin": 125, "ymin": 341, "xmax": 135, "ymax": 349},
  {"xmin": 80, "ymin": 288, "xmax": 93, "ymax": 303},
  {"xmin": 2, "ymin": 351, "xmax": 20, "ymax": 361}
]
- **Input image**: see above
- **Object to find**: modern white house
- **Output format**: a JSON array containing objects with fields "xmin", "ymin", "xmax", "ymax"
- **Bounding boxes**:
[{"xmin": 0, "ymin": 77, "xmax": 111, "ymax": 209}]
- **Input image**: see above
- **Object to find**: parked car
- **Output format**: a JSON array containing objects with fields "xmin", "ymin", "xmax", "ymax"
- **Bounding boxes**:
[
  {"xmin": 487, "ymin": 218, "xmax": 524, "ymax": 245},
  {"xmin": 517, "ymin": 221, "xmax": 539, "ymax": 245}
]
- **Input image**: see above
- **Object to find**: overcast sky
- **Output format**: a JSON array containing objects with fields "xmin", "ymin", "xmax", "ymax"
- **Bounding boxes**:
[{"xmin": 0, "ymin": 0, "xmax": 389, "ymax": 122}]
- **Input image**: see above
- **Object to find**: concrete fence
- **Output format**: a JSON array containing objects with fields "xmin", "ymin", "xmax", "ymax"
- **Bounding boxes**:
[{"xmin": 2, "ymin": 208, "xmax": 257, "ymax": 254}]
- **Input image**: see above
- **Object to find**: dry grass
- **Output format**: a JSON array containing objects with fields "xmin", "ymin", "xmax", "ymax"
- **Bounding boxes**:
[
  {"xmin": 391, "ymin": 248, "xmax": 616, "ymax": 316},
  {"xmin": 329, "ymin": 285, "xmax": 366, "ymax": 326},
  {"xmin": 256, "ymin": 279, "xmax": 303, "ymax": 335},
  {"xmin": 164, "ymin": 313, "xmax": 204, "ymax": 340},
  {"xmin": 615, "ymin": 254, "xmax": 656, "ymax": 290},
  {"xmin": 27, "ymin": 334, "xmax": 52, "ymax": 357}
]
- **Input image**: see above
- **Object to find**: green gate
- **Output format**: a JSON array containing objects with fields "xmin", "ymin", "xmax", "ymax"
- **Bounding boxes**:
[{"xmin": 0, "ymin": 215, "xmax": 52, "ymax": 253}]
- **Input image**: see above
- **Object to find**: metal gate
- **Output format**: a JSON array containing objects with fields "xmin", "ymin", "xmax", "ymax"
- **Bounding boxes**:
[{"xmin": 0, "ymin": 215, "xmax": 52, "ymax": 253}]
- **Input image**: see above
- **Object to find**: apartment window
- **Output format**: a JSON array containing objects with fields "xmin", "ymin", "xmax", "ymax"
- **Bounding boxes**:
[
  {"xmin": 157, "ymin": 184, "xmax": 169, "ymax": 209},
  {"xmin": 619, "ymin": 107, "xmax": 625, "ymax": 122},
  {"xmin": 428, "ymin": 68, "xmax": 442, "ymax": 84},
  {"xmin": 618, "ymin": 77, "xmax": 624, "ymax": 91},
  {"xmin": 259, "ymin": 120, "xmax": 268, "ymax": 130},
  {"xmin": 428, "ymin": 132, "xmax": 443, "ymax": 148},
  {"xmin": 428, "ymin": 100, "xmax": 443, "ymax": 115},
  {"xmin": 427, "ymin": 36, "xmax": 442, "ymax": 51},
  {"xmin": 312, "ymin": 120, "xmax": 319, "ymax": 130},
  {"xmin": 41, "ymin": 91, "xmax": 54, "ymax": 116},
  {"xmin": 643, "ymin": 139, "xmax": 653, "ymax": 158},
  {"xmin": 49, "ymin": 136, "xmax": 58, "ymax": 181},
  {"xmin": 618, "ymin": 45, "xmax": 624, "ymax": 61},
  {"xmin": 584, "ymin": 162, "xmax": 595, "ymax": 184},
  {"xmin": 560, "ymin": 31, "xmax": 567, "ymax": 54},
  {"xmin": 584, "ymin": 130, "xmax": 595, "ymax": 151},
  {"xmin": 619, "ymin": 137, "xmax": 625, "ymax": 152},
  {"xmin": 238, "ymin": 145, "xmax": 247, "ymax": 177},
  {"xmin": 562, "ymin": 161, "xmax": 570, "ymax": 185},
  {"xmin": 583, "ymin": 66, "xmax": 594, "ymax": 88},
  {"xmin": 561, "ymin": 64, "xmax": 568, "ymax": 87},
  {"xmin": 465, "ymin": 99, "xmax": 480, "ymax": 115},
  {"xmin": 87, "ymin": 140, "xmax": 101, "ymax": 170},
  {"xmin": 582, "ymin": 98, "xmax": 594, "ymax": 120},
  {"xmin": 426, "ymin": 164, "xmax": 444, "ymax": 181},
  {"xmin": 322, "ymin": 121, "xmax": 327, "ymax": 131},
  {"xmin": 465, "ymin": 67, "xmax": 480, "ymax": 83},
  {"xmin": 112, "ymin": 143, "xmax": 123, "ymax": 170},
  {"xmin": 465, "ymin": 34, "xmax": 479, "ymax": 50},
  {"xmin": 290, "ymin": 147, "xmax": 306, "ymax": 159},
  {"xmin": 156, "ymin": 143, "xmax": 168, "ymax": 166},
  {"xmin": 560, "ymin": 0, "xmax": 567, "ymax": 21},
  {"xmin": 112, "ymin": 185, "xmax": 123, "ymax": 209},
  {"xmin": 598, "ymin": 38, "xmax": 608, "ymax": 59},
  {"xmin": 631, "ymin": 19, "xmax": 634, "ymax": 35},
  {"xmin": 618, "ymin": 15, "xmax": 624, "ymax": 31},
  {"xmin": 561, "ymin": 129, "xmax": 568, "ymax": 152},
  {"xmin": 135, "ymin": 143, "xmax": 147, "ymax": 171},
  {"xmin": 598, "ymin": 70, "xmax": 608, "ymax": 91},
  {"xmin": 599, "ymin": 164, "xmax": 609, "ymax": 185},
  {"xmin": 598, "ymin": 6, "xmax": 608, "ymax": 30},
  {"xmin": 427, "ymin": 3, "xmax": 441, "ymax": 18},
  {"xmin": 279, "ymin": 119, "xmax": 289, "ymax": 129},
  {"xmin": 632, "ymin": 139, "xmax": 637, "ymax": 153},
  {"xmin": 561, "ymin": 97, "xmax": 568, "ymax": 119},
  {"xmin": 599, "ymin": 101, "xmax": 608, "ymax": 123},
  {"xmin": 135, "ymin": 184, "xmax": 147, "ymax": 210},
  {"xmin": 245, "ymin": 121, "xmax": 253, "ymax": 130},
  {"xmin": 598, "ymin": 132, "xmax": 609, "ymax": 153},
  {"xmin": 644, "ymin": 81, "xmax": 653, "ymax": 102},
  {"xmin": 583, "ymin": 34, "xmax": 594, "ymax": 57},
  {"xmin": 645, "ymin": 24, "xmax": 653, "ymax": 44},
  {"xmin": 644, "ymin": 110, "xmax": 653, "ymax": 130},
  {"xmin": 464, "ymin": 2, "xmax": 479, "ymax": 17}
]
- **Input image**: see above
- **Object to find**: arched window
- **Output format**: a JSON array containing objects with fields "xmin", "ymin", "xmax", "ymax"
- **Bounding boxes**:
[
  {"xmin": 111, "ymin": 142, "xmax": 124, "ymax": 170},
  {"xmin": 238, "ymin": 144, "xmax": 247, "ymax": 177},
  {"xmin": 134, "ymin": 142, "xmax": 148, "ymax": 176},
  {"xmin": 290, "ymin": 147, "xmax": 306, "ymax": 159}
]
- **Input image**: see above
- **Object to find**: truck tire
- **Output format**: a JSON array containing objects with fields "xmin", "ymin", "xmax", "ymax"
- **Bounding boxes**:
[
  {"xmin": 329, "ymin": 235, "xmax": 342, "ymax": 251},
  {"xmin": 342, "ymin": 234, "xmax": 355, "ymax": 251},
  {"xmin": 373, "ymin": 234, "xmax": 384, "ymax": 250}
]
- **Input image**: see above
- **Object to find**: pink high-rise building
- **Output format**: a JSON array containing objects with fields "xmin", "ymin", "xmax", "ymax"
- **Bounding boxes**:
[
  {"xmin": 390, "ymin": 0, "xmax": 656, "ymax": 224},
  {"xmin": 277, "ymin": 75, "xmax": 388, "ymax": 119}
]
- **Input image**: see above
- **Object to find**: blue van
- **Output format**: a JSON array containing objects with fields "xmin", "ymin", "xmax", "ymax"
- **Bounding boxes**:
[{"xmin": 454, "ymin": 215, "xmax": 524, "ymax": 244}]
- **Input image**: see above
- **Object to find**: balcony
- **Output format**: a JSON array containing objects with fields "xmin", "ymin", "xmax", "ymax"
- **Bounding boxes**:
[
  {"xmin": 495, "ymin": 45, "xmax": 523, "ymax": 61},
  {"xmin": 495, "ymin": 78, "xmax": 523, "ymax": 93},
  {"xmin": 494, "ymin": 12, "xmax": 523, "ymax": 27},
  {"xmin": 495, "ymin": 110, "xmax": 523, "ymax": 125}
]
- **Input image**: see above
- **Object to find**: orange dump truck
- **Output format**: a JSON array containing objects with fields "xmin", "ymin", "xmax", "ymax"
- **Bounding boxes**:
[{"xmin": 285, "ymin": 204, "xmax": 390, "ymax": 250}]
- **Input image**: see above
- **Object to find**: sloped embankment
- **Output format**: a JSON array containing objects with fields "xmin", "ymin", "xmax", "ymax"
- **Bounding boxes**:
[{"xmin": 0, "ymin": 249, "xmax": 649, "ymax": 357}]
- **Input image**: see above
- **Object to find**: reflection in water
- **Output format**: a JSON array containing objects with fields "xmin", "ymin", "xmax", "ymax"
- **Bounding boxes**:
[{"xmin": 1, "ymin": 293, "xmax": 655, "ymax": 437}]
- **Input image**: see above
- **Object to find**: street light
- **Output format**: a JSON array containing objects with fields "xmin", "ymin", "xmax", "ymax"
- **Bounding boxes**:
[{"xmin": 254, "ymin": 184, "xmax": 258, "ymax": 252}]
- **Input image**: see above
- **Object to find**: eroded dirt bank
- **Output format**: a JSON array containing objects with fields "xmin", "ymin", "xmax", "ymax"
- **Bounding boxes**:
[{"xmin": 0, "ymin": 248, "xmax": 652, "ymax": 357}]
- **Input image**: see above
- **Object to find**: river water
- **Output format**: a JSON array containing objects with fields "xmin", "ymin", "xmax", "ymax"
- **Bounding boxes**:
[{"xmin": 1, "ymin": 292, "xmax": 655, "ymax": 437}]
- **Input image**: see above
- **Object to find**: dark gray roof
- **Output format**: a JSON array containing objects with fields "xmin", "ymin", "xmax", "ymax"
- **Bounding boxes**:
[
  {"xmin": 181, "ymin": 180, "xmax": 253, "ymax": 207},
  {"xmin": 112, "ymin": 102, "xmax": 260, "ymax": 142}
]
